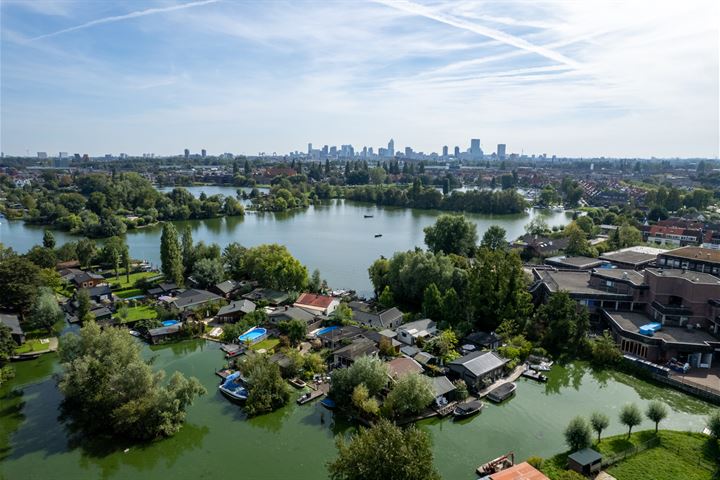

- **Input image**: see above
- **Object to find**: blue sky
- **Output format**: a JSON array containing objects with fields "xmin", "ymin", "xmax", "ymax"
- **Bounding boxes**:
[{"xmin": 1, "ymin": 0, "xmax": 718, "ymax": 158}]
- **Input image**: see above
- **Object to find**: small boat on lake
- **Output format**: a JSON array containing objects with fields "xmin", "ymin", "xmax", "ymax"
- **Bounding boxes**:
[
  {"xmin": 487, "ymin": 382, "xmax": 516, "ymax": 403},
  {"xmin": 476, "ymin": 452, "xmax": 514, "ymax": 476},
  {"xmin": 530, "ymin": 363, "xmax": 552, "ymax": 372},
  {"xmin": 364, "ymin": 214, "xmax": 374, "ymax": 218},
  {"xmin": 320, "ymin": 398, "xmax": 336, "ymax": 410},
  {"xmin": 218, "ymin": 372, "xmax": 248, "ymax": 402},
  {"xmin": 452, "ymin": 400, "xmax": 484, "ymax": 419},
  {"xmin": 374, "ymin": 234, "xmax": 382, "ymax": 238},
  {"xmin": 289, "ymin": 378, "xmax": 307, "ymax": 389},
  {"xmin": 522, "ymin": 369, "xmax": 548, "ymax": 383},
  {"xmin": 10, "ymin": 353, "xmax": 40, "ymax": 362}
]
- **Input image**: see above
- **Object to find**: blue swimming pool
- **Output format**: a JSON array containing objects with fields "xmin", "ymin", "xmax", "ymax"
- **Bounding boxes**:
[
  {"xmin": 316, "ymin": 325, "xmax": 338, "ymax": 336},
  {"xmin": 238, "ymin": 327, "xmax": 267, "ymax": 344},
  {"xmin": 162, "ymin": 320, "xmax": 180, "ymax": 327}
]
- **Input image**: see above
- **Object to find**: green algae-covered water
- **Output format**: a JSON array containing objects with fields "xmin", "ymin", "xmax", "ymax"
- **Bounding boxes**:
[{"xmin": 1, "ymin": 339, "xmax": 715, "ymax": 480}]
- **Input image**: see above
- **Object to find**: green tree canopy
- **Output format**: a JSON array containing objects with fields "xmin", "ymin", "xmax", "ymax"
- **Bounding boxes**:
[
  {"xmin": 330, "ymin": 356, "xmax": 388, "ymax": 409},
  {"xmin": 279, "ymin": 319, "xmax": 307, "ymax": 346},
  {"xmin": 534, "ymin": 292, "xmax": 589, "ymax": 355},
  {"xmin": 239, "ymin": 244, "xmax": 307, "ymax": 292},
  {"xmin": 160, "ymin": 223, "xmax": 184, "ymax": 285},
  {"xmin": 645, "ymin": 401, "xmax": 668, "ymax": 433},
  {"xmin": 191, "ymin": 258, "xmax": 225, "ymax": 289},
  {"xmin": 58, "ymin": 321, "xmax": 205, "ymax": 440},
  {"xmin": 423, "ymin": 214, "xmax": 478, "ymax": 256},
  {"xmin": 0, "ymin": 254, "xmax": 42, "ymax": 314},
  {"xmin": 619, "ymin": 403, "xmax": 643, "ymax": 437},
  {"xmin": 29, "ymin": 287, "xmax": 64, "ymax": 331},
  {"xmin": 384, "ymin": 372, "xmax": 434, "ymax": 418},
  {"xmin": 589, "ymin": 412, "xmax": 610, "ymax": 443},
  {"xmin": 327, "ymin": 419, "xmax": 441, "ymax": 480},
  {"xmin": 564, "ymin": 416, "xmax": 592, "ymax": 451},
  {"xmin": 480, "ymin": 225, "xmax": 507, "ymax": 251},
  {"xmin": 238, "ymin": 353, "xmax": 291, "ymax": 416}
]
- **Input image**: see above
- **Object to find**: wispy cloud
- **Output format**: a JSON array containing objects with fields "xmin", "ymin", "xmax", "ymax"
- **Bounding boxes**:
[
  {"xmin": 29, "ymin": 0, "xmax": 220, "ymax": 41},
  {"xmin": 373, "ymin": 0, "xmax": 580, "ymax": 68}
]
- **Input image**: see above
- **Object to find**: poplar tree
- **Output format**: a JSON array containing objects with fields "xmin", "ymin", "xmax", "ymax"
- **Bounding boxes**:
[{"xmin": 160, "ymin": 223, "xmax": 183, "ymax": 285}]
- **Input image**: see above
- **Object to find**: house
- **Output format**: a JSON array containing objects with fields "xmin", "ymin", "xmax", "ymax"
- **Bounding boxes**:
[
  {"xmin": 386, "ymin": 357, "xmax": 423, "ymax": 381},
  {"xmin": 361, "ymin": 330, "xmax": 402, "ymax": 353},
  {"xmin": 489, "ymin": 462, "xmax": 549, "ymax": 480},
  {"xmin": 216, "ymin": 300, "xmax": 256, "ymax": 322},
  {"xmin": 148, "ymin": 282, "xmax": 179, "ymax": 297},
  {"xmin": 56, "ymin": 260, "xmax": 80, "ymax": 270},
  {"xmin": 85, "ymin": 285, "xmax": 113, "ymax": 302},
  {"xmin": 513, "ymin": 234, "xmax": 570, "ymax": 259},
  {"xmin": 58, "ymin": 267, "xmax": 84, "ymax": 283},
  {"xmin": 332, "ymin": 337, "xmax": 379, "ymax": 367},
  {"xmin": 147, "ymin": 324, "xmax": 182, "ymax": 344},
  {"xmin": 318, "ymin": 325, "xmax": 365, "ymax": 350},
  {"xmin": 171, "ymin": 289, "xmax": 222, "ymax": 312},
  {"xmin": 430, "ymin": 376, "xmax": 456, "ymax": 406},
  {"xmin": 349, "ymin": 302, "xmax": 404, "ymax": 329},
  {"xmin": 268, "ymin": 352, "xmax": 294, "ymax": 377},
  {"xmin": 211, "ymin": 280, "xmax": 243, "ymax": 299},
  {"xmin": 448, "ymin": 351, "xmax": 509, "ymax": 392},
  {"xmin": 242, "ymin": 288, "xmax": 289, "ymax": 306},
  {"xmin": 72, "ymin": 271, "xmax": 105, "ymax": 289},
  {"xmin": 90, "ymin": 306, "xmax": 113, "ymax": 322},
  {"xmin": 463, "ymin": 331, "xmax": 502, "ymax": 350},
  {"xmin": 294, "ymin": 293, "xmax": 339, "ymax": 316},
  {"xmin": 396, "ymin": 318, "xmax": 436, "ymax": 345},
  {"xmin": 0, "ymin": 313, "xmax": 25, "ymax": 345},
  {"xmin": 567, "ymin": 448, "xmax": 602, "ymax": 476},
  {"xmin": 268, "ymin": 306, "xmax": 323, "ymax": 331}
]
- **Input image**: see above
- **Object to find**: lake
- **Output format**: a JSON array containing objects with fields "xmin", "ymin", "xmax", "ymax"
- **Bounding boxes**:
[
  {"xmin": 0, "ymin": 186, "xmax": 571, "ymax": 296},
  {"xmin": 0, "ymin": 340, "xmax": 715, "ymax": 480}
]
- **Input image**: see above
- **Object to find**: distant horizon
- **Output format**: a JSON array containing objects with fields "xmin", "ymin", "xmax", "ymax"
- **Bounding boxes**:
[{"xmin": 1, "ymin": 1, "xmax": 718, "ymax": 158}]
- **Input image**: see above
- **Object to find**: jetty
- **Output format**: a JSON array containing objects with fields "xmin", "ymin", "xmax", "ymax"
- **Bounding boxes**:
[
  {"xmin": 476, "ymin": 364, "xmax": 525, "ymax": 399},
  {"xmin": 297, "ymin": 382, "xmax": 329, "ymax": 405}
]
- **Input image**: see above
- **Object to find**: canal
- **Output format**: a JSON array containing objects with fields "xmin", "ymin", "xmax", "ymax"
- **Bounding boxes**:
[
  {"xmin": 0, "ymin": 186, "xmax": 572, "ymax": 296},
  {"xmin": 0, "ymin": 340, "xmax": 714, "ymax": 480}
]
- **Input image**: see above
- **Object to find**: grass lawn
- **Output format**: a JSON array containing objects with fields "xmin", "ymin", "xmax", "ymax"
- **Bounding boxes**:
[
  {"xmin": 15, "ymin": 339, "xmax": 49, "ymax": 354},
  {"xmin": 542, "ymin": 430, "xmax": 718, "ymax": 480},
  {"xmin": 115, "ymin": 305, "xmax": 158, "ymax": 323},
  {"xmin": 116, "ymin": 288, "xmax": 143, "ymax": 299},
  {"xmin": 108, "ymin": 271, "xmax": 161, "ymax": 290},
  {"xmin": 250, "ymin": 338, "xmax": 280, "ymax": 352}
]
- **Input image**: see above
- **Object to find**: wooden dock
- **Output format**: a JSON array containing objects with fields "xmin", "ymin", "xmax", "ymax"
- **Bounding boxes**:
[
  {"xmin": 297, "ymin": 383, "xmax": 329, "ymax": 405},
  {"xmin": 434, "ymin": 400, "xmax": 459, "ymax": 417},
  {"xmin": 215, "ymin": 368, "xmax": 234, "ymax": 379}
]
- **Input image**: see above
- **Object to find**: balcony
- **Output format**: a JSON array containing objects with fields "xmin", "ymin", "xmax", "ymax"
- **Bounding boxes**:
[{"xmin": 650, "ymin": 300, "xmax": 692, "ymax": 316}]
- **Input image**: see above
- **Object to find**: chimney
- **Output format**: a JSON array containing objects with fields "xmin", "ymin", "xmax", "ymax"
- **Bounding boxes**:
[{"xmin": 622, "ymin": 271, "xmax": 628, "ymax": 279}]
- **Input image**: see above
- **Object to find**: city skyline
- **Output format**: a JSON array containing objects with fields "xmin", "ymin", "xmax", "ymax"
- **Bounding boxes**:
[{"xmin": 1, "ymin": 1, "xmax": 718, "ymax": 158}]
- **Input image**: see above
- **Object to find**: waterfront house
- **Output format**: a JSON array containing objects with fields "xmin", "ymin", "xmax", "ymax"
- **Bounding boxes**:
[
  {"xmin": 318, "ymin": 325, "xmax": 365, "ymax": 350},
  {"xmin": 72, "ymin": 271, "xmax": 105, "ymax": 289},
  {"xmin": 361, "ymin": 330, "xmax": 402, "ymax": 353},
  {"xmin": 294, "ymin": 293, "xmax": 339, "ymax": 316},
  {"xmin": 90, "ymin": 306, "xmax": 113, "ymax": 323},
  {"xmin": 0, "ymin": 313, "xmax": 24, "ymax": 344},
  {"xmin": 448, "ymin": 351, "xmax": 509, "ymax": 392},
  {"xmin": 268, "ymin": 306, "xmax": 323, "ymax": 331},
  {"xmin": 567, "ymin": 448, "xmax": 602, "ymax": 476},
  {"xmin": 242, "ymin": 288, "xmax": 289, "ymax": 306},
  {"xmin": 430, "ymin": 376, "xmax": 456, "ymax": 406},
  {"xmin": 86, "ymin": 285, "xmax": 113, "ymax": 302},
  {"xmin": 396, "ymin": 318, "xmax": 436, "ymax": 345},
  {"xmin": 147, "ymin": 282, "xmax": 179, "ymax": 297},
  {"xmin": 462, "ymin": 331, "xmax": 502, "ymax": 350},
  {"xmin": 332, "ymin": 337, "xmax": 379, "ymax": 368},
  {"xmin": 386, "ymin": 357, "xmax": 424, "ymax": 381},
  {"xmin": 513, "ymin": 234, "xmax": 570, "ymax": 259},
  {"xmin": 147, "ymin": 324, "xmax": 182, "ymax": 344},
  {"xmin": 349, "ymin": 302, "xmax": 404, "ymax": 329},
  {"xmin": 216, "ymin": 300, "xmax": 256, "ymax": 322},
  {"xmin": 171, "ymin": 289, "xmax": 222, "ymax": 312}
]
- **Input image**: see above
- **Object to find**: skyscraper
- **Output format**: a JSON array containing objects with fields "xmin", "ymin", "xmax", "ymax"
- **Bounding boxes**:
[
  {"xmin": 307, "ymin": 143, "xmax": 312, "ymax": 155},
  {"xmin": 184, "ymin": 148, "xmax": 190, "ymax": 159},
  {"xmin": 201, "ymin": 149, "xmax": 207, "ymax": 158},
  {"xmin": 387, "ymin": 138, "xmax": 395, "ymax": 157},
  {"xmin": 442, "ymin": 145, "xmax": 448, "ymax": 157},
  {"xmin": 470, "ymin": 139, "xmax": 483, "ymax": 159},
  {"xmin": 497, "ymin": 144, "xmax": 506, "ymax": 160},
  {"xmin": 454, "ymin": 146, "xmax": 460, "ymax": 157}
]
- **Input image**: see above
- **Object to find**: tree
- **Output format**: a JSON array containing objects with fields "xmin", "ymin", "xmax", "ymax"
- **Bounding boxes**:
[
  {"xmin": 241, "ymin": 244, "xmax": 307, "ymax": 292},
  {"xmin": 222, "ymin": 242, "xmax": 247, "ymax": 279},
  {"xmin": 619, "ymin": 403, "xmax": 643, "ymax": 437},
  {"xmin": 0, "ymin": 323, "xmax": 16, "ymax": 363},
  {"xmin": 422, "ymin": 283, "xmax": 443, "ymax": 321},
  {"xmin": 384, "ymin": 372, "xmax": 434, "ymax": 418},
  {"xmin": 564, "ymin": 222, "xmax": 596, "ymax": 257},
  {"xmin": 160, "ymin": 223, "xmax": 183, "ymax": 285},
  {"xmin": 43, "ymin": 230, "xmax": 56, "ymax": 249},
  {"xmin": 76, "ymin": 238, "xmax": 97, "ymax": 269},
  {"xmin": 308, "ymin": 268, "xmax": 322, "ymax": 293},
  {"xmin": 191, "ymin": 258, "xmax": 225, "ymax": 289},
  {"xmin": 645, "ymin": 401, "xmax": 668, "ymax": 433},
  {"xmin": 590, "ymin": 412, "xmax": 610, "ymax": 443},
  {"xmin": 534, "ymin": 292, "xmax": 589, "ymax": 355},
  {"xmin": 525, "ymin": 217, "xmax": 549, "ymax": 236},
  {"xmin": 278, "ymin": 319, "xmax": 307, "ymax": 346},
  {"xmin": 327, "ymin": 419, "xmax": 441, "ymax": 480},
  {"xmin": 0, "ymin": 254, "xmax": 42, "ymax": 314},
  {"xmin": 425, "ymin": 329, "xmax": 459, "ymax": 362},
  {"xmin": 24, "ymin": 246, "xmax": 57, "ymax": 268},
  {"xmin": 29, "ymin": 287, "xmax": 64, "ymax": 331},
  {"xmin": 100, "ymin": 236, "xmax": 127, "ymax": 279},
  {"xmin": 77, "ymin": 288, "xmax": 92, "ymax": 323},
  {"xmin": 239, "ymin": 353, "xmax": 291, "ymax": 416},
  {"xmin": 480, "ymin": 225, "xmax": 507, "ymax": 251},
  {"xmin": 331, "ymin": 303, "xmax": 354, "ymax": 325},
  {"xmin": 329, "ymin": 356, "xmax": 388, "ymax": 408},
  {"xmin": 614, "ymin": 224, "xmax": 643, "ymax": 249},
  {"xmin": 181, "ymin": 225, "xmax": 194, "ymax": 276},
  {"xmin": 58, "ymin": 321, "xmax": 206, "ymax": 440},
  {"xmin": 378, "ymin": 285, "xmax": 394, "ymax": 308},
  {"xmin": 351, "ymin": 383, "xmax": 380, "ymax": 418},
  {"xmin": 564, "ymin": 416, "xmax": 592, "ymax": 451},
  {"xmin": 708, "ymin": 410, "xmax": 720, "ymax": 440},
  {"xmin": 590, "ymin": 331, "xmax": 622, "ymax": 366},
  {"xmin": 423, "ymin": 214, "xmax": 478, "ymax": 256}
]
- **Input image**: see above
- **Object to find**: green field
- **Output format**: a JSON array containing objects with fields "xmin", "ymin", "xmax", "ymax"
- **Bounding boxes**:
[
  {"xmin": 108, "ymin": 271, "xmax": 160, "ymax": 290},
  {"xmin": 250, "ymin": 338, "xmax": 280, "ymax": 352},
  {"xmin": 543, "ymin": 430, "xmax": 718, "ymax": 480},
  {"xmin": 115, "ymin": 305, "xmax": 158, "ymax": 323},
  {"xmin": 15, "ymin": 339, "xmax": 49, "ymax": 354},
  {"xmin": 116, "ymin": 288, "xmax": 143, "ymax": 299}
]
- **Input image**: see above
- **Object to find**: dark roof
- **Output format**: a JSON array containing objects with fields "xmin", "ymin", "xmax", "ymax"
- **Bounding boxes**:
[
  {"xmin": 600, "ymin": 249, "xmax": 657, "ymax": 267},
  {"xmin": 431, "ymin": 376, "xmax": 456, "ymax": 397},
  {"xmin": 213, "ymin": 280, "xmax": 240, "ymax": 295},
  {"xmin": 148, "ymin": 324, "xmax": 182, "ymax": 337},
  {"xmin": 463, "ymin": 331, "xmax": 501, "ymax": 347},
  {"xmin": 269, "ymin": 306, "xmax": 317, "ymax": 324},
  {"xmin": 86, "ymin": 285, "xmax": 112, "ymax": 298},
  {"xmin": 333, "ymin": 337, "xmax": 378, "ymax": 361},
  {"xmin": 386, "ymin": 357, "xmax": 423, "ymax": 378},
  {"xmin": 159, "ymin": 282, "xmax": 179, "ymax": 292},
  {"xmin": 90, "ymin": 307, "xmax": 112, "ymax": 318},
  {"xmin": 172, "ymin": 289, "xmax": 221, "ymax": 309},
  {"xmin": 591, "ymin": 268, "xmax": 646, "ymax": 286},
  {"xmin": 269, "ymin": 352, "xmax": 293, "ymax": 368},
  {"xmin": 0, "ymin": 313, "xmax": 23, "ymax": 335},
  {"xmin": 567, "ymin": 448, "xmax": 602, "ymax": 466},
  {"xmin": 73, "ymin": 271, "xmax": 104, "ymax": 284},
  {"xmin": 449, "ymin": 350, "xmax": 508, "ymax": 377},
  {"xmin": 242, "ymin": 288, "xmax": 289, "ymax": 305},
  {"xmin": 319, "ymin": 325, "xmax": 364, "ymax": 343},
  {"xmin": 217, "ymin": 300, "xmax": 256, "ymax": 316},
  {"xmin": 545, "ymin": 255, "xmax": 604, "ymax": 269},
  {"xmin": 660, "ymin": 246, "xmax": 720, "ymax": 263}
]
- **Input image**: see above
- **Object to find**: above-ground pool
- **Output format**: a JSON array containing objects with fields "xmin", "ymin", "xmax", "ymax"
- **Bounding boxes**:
[
  {"xmin": 238, "ymin": 327, "xmax": 268, "ymax": 344},
  {"xmin": 162, "ymin": 320, "xmax": 180, "ymax": 327},
  {"xmin": 315, "ymin": 325, "xmax": 338, "ymax": 336}
]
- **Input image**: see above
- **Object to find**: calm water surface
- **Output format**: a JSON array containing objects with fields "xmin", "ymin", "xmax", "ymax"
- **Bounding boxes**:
[
  {"xmin": 0, "ymin": 340, "xmax": 715, "ymax": 480},
  {"xmin": 0, "ymin": 186, "xmax": 571, "ymax": 296}
]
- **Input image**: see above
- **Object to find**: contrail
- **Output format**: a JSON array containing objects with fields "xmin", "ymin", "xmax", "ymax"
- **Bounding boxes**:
[
  {"xmin": 374, "ymin": 0, "xmax": 579, "ymax": 68},
  {"xmin": 30, "ymin": 0, "xmax": 220, "ymax": 41}
]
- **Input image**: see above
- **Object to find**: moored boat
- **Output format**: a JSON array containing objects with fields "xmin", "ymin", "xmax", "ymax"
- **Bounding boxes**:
[
  {"xmin": 452, "ymin": 400, "xmax": 484, "ymax": 419},
  {"xmin": 289, "ymin": 378, "xmax": 307, "ymax": 389},
  {"xmin": 522, "ymin": 369, "xmax": 548, "ymax": 383},
  {"xmin": 218, "ymin": 372, "xmax": 248, "ymax": 402},
  {"xmin": 374, "ymin": 234, "xmax": 382, "ymax": 238},
  {"xmin": 363, "ymin": 214, "xmax": 374, "ymax": 218},
  {"xmin": 487, "ymin": 382, "xmax": 516, "ymax": 403},
  {"xmin": 9, "ymin": 353, "xmax": 40, "ymax": 362},
  {"xmin": 476, "ymin": 452, "xmax": 515, "ymax": 476},
  {"xmin": 530, "ymin": 362, "xmax": 552, "ymax": 372}
]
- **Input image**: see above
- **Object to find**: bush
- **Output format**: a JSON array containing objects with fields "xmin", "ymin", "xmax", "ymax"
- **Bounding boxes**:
[
  {"xmin": 564, "ymin": 416, "xmax": 592, "ymax": 451},
  {"xmin": 526, "ymin": 456, "xmax": 543, "ymax": 469}
]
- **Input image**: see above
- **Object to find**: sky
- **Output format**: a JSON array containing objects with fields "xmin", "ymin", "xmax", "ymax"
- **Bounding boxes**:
[{"xmin": 1, "ymin": 0, "xmax": 718, "ymax": 158}]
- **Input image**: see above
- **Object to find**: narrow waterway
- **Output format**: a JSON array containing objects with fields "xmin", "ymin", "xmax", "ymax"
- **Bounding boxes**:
[{"xmin": 0, "ymin": 340, "xmax": 714, "ymax": 480}]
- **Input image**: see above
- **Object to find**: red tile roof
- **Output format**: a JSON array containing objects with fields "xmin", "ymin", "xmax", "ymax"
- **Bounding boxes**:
[
  {"xmin": 295, "ymin": 293, "xmax": 335, "ymax": 309},
  {"xmin": 490, "ymin": 463, "xmax": 549, "ymax": 480}
]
